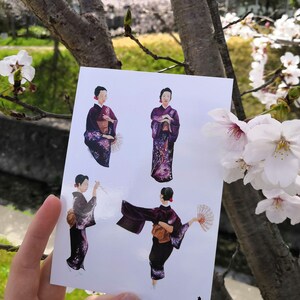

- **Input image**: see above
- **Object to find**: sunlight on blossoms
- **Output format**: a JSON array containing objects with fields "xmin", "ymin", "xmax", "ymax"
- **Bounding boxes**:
[
  {"xmin": 221, "ymin": 10, "xmax": 300, "ymax": 109},
  {"xmin": 0, "ymin": 50, "xmax": 35, "ymax": 84},
  {"xmin": 205, "ymin": 109, "xmax": 300, "ymax": 225}
]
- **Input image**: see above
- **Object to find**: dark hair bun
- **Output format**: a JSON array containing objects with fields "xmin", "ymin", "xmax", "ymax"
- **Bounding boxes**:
[
  {"xmin": 94, "ymin": 86, "xmax": 107, "ymax": 97},
  {"xmin": 161, "ymin": 187, "xmax": 174, "ymax": 201},
  {"xmin": 75, "ymin": 174, "xmax": 89, "ymax": 185}
]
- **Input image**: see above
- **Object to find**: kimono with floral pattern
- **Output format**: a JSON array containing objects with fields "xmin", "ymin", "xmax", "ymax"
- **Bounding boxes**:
[
  {"xmin": 84, "ymin": 104, "xmax": 118, "ymax": 167},
  {"xmin": 66, "ymin": 192, "xmax": 97, "ymax": 270},
  {"xmin": 151, "ymin": 105, "xmax": 180, "ymax": 182}
]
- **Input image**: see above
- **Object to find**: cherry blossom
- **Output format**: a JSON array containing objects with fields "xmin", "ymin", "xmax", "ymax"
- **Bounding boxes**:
[
  {"xmin": 206, "ymin": 108, "xmax": 248, "ymax": 151},
  {"xmin": 255, "ymin": 189, "xmax": 300, "ymax": 224},
  {"xmin": 280, "ymin": 52, "xmax": 300, "ymax": 68},
  {"xmin": 0, "ymin": 50, "xmax": 35, "ymax": 84},
  {"xmin": 244, "ymin": 119, "xmax": 300, "ymax": 188}
]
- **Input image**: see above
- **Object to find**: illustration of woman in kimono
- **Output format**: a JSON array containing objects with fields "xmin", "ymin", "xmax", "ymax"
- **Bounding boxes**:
[
  {"xmin": 84, "ymin": 86, "xmax": 118, "ymax": 167},
  {"xmin": 117, "ymin": 187, "xmax": 199, "ymax": 286},
  {"xmin": 151, "ymin": 88, "xmax": 180, "ymax": 182},
  {"xmin": 66, "ymin": 174, "xmax": 100, "ymax": 270}
]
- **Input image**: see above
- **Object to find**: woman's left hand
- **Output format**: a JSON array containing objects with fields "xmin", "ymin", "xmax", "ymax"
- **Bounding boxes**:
[
  {"xmin": 4, "ymin": 195, "xmax": 66, "ymax": 300},
  {"xmin": 4, "ymin": 195, "xmax": 140, "ymax": 300}
]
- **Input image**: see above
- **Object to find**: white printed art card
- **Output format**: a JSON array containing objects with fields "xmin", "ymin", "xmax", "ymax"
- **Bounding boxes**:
[{"xmin": 51, "ymin": 67, "xmax": 233, "ymax": 300}]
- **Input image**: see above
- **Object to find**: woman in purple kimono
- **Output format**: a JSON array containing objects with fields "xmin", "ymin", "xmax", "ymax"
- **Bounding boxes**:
[
  {"xmin": 84, "ymin": 86, "xmax": 118, "ymax": 167},
  {"xmin": 117, "ymin": 187, "xmax": 199, "ymax": 286},
  {"xmin": 151, "ymin": 88, "xmax": 180, "ymax": 182},
  {"xmin": 66, "ymin": 174, "xmax": 99, "ymax": 270}
]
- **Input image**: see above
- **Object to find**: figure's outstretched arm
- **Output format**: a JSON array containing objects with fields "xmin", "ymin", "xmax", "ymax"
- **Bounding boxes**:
[
  {"xmin": 92, "ymin": 181, "xmax": 100, "ymax": 197},
  {"xmin": 188, "ymin": 217, "xmax": 199, "ymax": 226}
]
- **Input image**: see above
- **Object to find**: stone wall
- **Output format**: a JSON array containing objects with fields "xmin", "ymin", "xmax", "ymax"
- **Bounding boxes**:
[{"xmin": 0, "ymin": 115, "xmax": 70, "ymax": 184}]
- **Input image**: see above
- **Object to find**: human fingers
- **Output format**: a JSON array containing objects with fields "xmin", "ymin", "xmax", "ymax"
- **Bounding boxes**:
[
  {"xmin": 4, "ymin": 195, "xmax": 61, "ymax": 300},
  {"xmin": 38, "ymin": 253, "xmax": 66, "ymax": 300},
  {"xmin": 85, "ymin": 292, "xmax": 140, "ymax": 300}
]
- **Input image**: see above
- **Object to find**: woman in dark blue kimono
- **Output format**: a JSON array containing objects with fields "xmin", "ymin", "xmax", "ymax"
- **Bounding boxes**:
[
  {"xmin": 84, "ymin": 86, "xmax": 118, "ymax": 167},
  {"xmin": 66, "ymin": 174, "xmax": 99, "ymax": 270},
  {"xmin": 151, "ymin": 88, "xmax": 180, "ymax": 182},
  {"xmin": 117, "ymin": 187, "xmax": 199, "ymax": 286}
]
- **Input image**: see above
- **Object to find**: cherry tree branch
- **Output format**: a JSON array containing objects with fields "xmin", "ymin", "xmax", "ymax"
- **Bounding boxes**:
[
  {"xmin": 124, "ymin": 27, "xmax": 188, "ymax": 71},
  {"xmin": 0, "ymin": 243, "xmax": 48, "ymax": 260},
  {"xmin": 150, "ymin": 9, "xmax": 182, "ymax": 45},
  {"xmin": 158, "ymin": 64, "xmax": 182, "ymax": 73},
  {"xmin": 222, "ymin": 243, "xmax": 240, "ymax": 279},
  {"xmin": 223, "ymin": 11, "xmax": 252, "ymax": 30},
  {"xmin": 207, "ymin": 0, "xmax": 246, "ymax": 120},
  {"xmin": 241, "ymin": 68, "xmax": 283, "ymax": 96},
  {"xmin": 0, "ymin": 94, "xmax": 72, "ymax": 120}
]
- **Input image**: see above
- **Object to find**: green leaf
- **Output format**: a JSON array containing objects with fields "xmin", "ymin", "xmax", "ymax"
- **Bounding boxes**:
[{"xmin": 124, "ymin": 8, "xmax": 132, "ymax": 26}]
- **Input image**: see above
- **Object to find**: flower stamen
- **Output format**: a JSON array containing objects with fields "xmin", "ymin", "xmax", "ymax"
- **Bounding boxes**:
[
  {"xmin": 228, "ymin": 124, "xmax": 243, "ymax": 140},
  {"xmin": 272, "ymin": 197, "xmax": 283, "ymax": 209}
]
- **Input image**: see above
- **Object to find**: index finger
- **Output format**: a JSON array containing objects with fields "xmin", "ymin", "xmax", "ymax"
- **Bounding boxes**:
[
  {"xmin": 5, "ymin": 195, "xmax": 61, "ymax": 299},
  {"xmin": 17, "ymin": 195, "xmax": 61, "ymax": 268}
]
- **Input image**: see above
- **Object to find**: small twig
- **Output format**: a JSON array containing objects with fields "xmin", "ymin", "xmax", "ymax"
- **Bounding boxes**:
[
  {"xmin": 254, "ymin": 15, "xmax": 275, "ymax": 24},
  {"xmin": 150, "ymin": 10, "xmax": 181, "ymax": 45},
  {"xmin": 223, "ymin": 243, "xmax": 240, "ymax": 279},
  {"xmin": 0, "ymin": 243, "xmax": 48, "ymax": 260},
  {"xmin": 223, "ymin": 11, "xmax": 252, "ymax": 30},
  {"xmin": 125, "ymin": 30, "xmax": 187, "ymax": 69},
  {"xmin": 158, "ymin": 64, "xmax": 183, "ymax": 73},
  {"xmin": 0, "ymin": 94, "xmax": 72, "ymax": 120},
  {"xmin": 241, "ymin": 68, "xmax": 282, "ymax": 96}
]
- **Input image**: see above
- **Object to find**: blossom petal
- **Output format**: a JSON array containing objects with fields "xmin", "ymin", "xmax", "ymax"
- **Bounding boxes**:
[
  {"xmin": 17, "ymin": 50, "xmax": 33, "ymax": 66},
  {"xmin": 208, "ymin": 108, "xmax": 235, "ymax": 125},
  {"xmin": 282, "ymin": 120, "xmax": 300, "ymax": 141},
  {"xmin": 265, "ymin": 206, "xmax": 287, "ymax": 224},
  {"xmin": 243, "ymin": 140, "xmax": 275, "ymax": 164},
  {"xmin": 262, "ymin": 189, "xmax": 284, "ymax": 198},
  {"xmin": 255, "ymin": 199, "xmax": 273, "ymax": 214},
  {"xmin": 21, "ymin": 65, "xmax": 35, "ymax": 82},
  {"xmin": 0, "ymin": 61, "xmax": 12, "ymax": 76},
  {"xmin": 264, "ymin": 153, "xmax": 299, "ymax": 187},
  {"xmin": 247, "ymin": 122, "xmax": 281, "ymax": 142}
]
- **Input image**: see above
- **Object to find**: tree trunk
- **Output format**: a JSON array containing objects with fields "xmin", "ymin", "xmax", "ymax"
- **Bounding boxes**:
[
  {"xmin": 170, "ymin": 0, "xmax": 225, "ymax": 77},
  {"xmin": 223, "ymin": 181, "xmax": 300, "ymax": 299},
  {"xmin": 20, "ymin": 0, "xmax": 121, "ymax": 69}
]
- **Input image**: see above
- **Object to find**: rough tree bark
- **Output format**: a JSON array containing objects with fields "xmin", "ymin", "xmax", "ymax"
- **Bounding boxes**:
[
  {"xmin": 20, "ymin": 0, "xmax": 121, "ymax": 68},
  {"xmin": 170, "ymin": 0, "xmax": 225, "ymax": 77}
]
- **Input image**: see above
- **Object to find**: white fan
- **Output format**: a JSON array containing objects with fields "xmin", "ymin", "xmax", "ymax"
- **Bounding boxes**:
[{"xmin": 197, "ymin": 204, "xmax": 214, "ymax": 232}]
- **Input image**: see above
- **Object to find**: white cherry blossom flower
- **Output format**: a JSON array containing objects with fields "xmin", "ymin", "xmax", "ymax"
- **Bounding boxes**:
[
  {"xmin": 280, "ymin": 52, "xmax": 300, "ymax": 68},
  {"xmin": 221, "ymin": 152, "xmax": 247, "ymax": 183},
  {"xmin": 255, "ymin": 189, "xmax": 300, "ymax": 224},
  {"xmin": 282, "ymin": 66, "xmax": 300, "ymax": 85},
  {"xmin": 244, "ymin": 119, "xmax": 300, "ymax": 188},
  {"xmin": 0, "ymin": 50, "xmax": 35, "ymax": 84},
  {"xmin": 206, "ymin": 109, "xmax": 248, "ymax": 151}
]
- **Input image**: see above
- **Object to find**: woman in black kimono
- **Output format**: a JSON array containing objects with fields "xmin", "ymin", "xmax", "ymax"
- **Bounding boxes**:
[
  {"xmin": 151, "ymin": 88, "xmax": 180, "ymax": 182},
  {"xmin": 66, "ymin": 174, "xmax": 100, "ymax": 270},
  {"xmin": 117, "ymin": 187, "xmax": 199, "ymax": 286},
  {"xmin": 84, "ymin": 86, "xmax": 118, "ymax": 167}
]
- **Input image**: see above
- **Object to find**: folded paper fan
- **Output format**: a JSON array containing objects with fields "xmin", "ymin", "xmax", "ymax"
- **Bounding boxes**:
[
  {"xmin": 111, "ymin": 133, "xmax": 122, "ymax": 152},
  {"xmin": 197, "ymin": 204, "xmax": 214, "ymax": 231}
]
